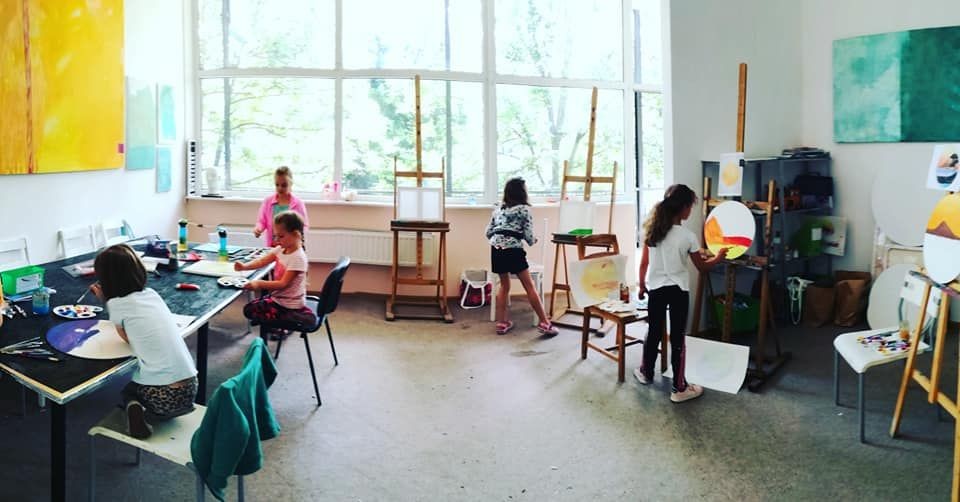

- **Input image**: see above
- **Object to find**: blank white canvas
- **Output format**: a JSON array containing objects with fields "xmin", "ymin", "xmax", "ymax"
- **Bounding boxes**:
[
  {"xmin": 558, "ymin": 200, "xmax": 596, "ymax": 234},
  {"xmin": 397, "ymin": 187, "xmax": 443, "ymax": 221},
  {"xmin": 182, "ymin": 260, "xmax": 256, "ymax": 278},
  {"xmin": 663, "ymin": 336, "xmax": 749, "ymax": 394}
]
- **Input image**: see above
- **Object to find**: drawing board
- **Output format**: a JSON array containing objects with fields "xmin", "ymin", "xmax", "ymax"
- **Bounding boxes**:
[
  {"xmin": 568, "ymin": 254, "xmax": 627, "ymax": 308},
  {"xmin": 717, "ymin": 152, "xmax": 744, "ymax": 197},
  {"xmin": 704, "ymin": 201, "xmax": 755, "ymax": 260},
  {"xmin": 182, "ymin": 260, "xmax": 256, "ymax": 278},
  {"xmin": 397, "ymin": 186, "xmax": 442, "ymax": 221}
]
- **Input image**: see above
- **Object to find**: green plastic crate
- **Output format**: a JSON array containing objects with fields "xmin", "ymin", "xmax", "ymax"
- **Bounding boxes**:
[
  {"xmin": 1, "ymin": 265, "xmax": 45, "ymax": 296},
  {"xmin": 710, "ymin": 293, "xmax": 760, "ymax": 332}
]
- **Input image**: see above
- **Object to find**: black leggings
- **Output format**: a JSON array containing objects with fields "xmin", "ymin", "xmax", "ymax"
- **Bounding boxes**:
[{"xmin": 640, "ymin": 285, "xmax": 689, "ymax": 392}]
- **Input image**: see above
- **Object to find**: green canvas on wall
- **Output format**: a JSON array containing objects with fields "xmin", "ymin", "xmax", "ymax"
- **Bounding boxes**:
[{"xmin": 834, "ymin": 25, "xmax": 960, "ymax": 143}]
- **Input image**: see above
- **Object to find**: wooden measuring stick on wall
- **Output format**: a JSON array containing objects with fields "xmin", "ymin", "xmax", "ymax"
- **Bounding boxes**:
[{"xmin": 736, "ymin": 63, "xmax": 747, "ymax": 152}]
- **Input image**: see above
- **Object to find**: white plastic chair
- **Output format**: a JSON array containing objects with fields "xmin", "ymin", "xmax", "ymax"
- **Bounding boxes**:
[
  {"xmin": 0, "ymin": 237, "xmax": 30, "ymax": 272},
  {"xmin": 98, "ymin": 219, "xmax": 134, "ymax": 247},
  {"xmin": 833, "ymin": 269, "xmax": 941, "ymax": 443},
  {"xmin": 57, "ymin": 225, "xmax": 97, "ymax": 258},
  {"xmin": 489, "ymin": 218, "xmax": 547, "ymax": 326}
]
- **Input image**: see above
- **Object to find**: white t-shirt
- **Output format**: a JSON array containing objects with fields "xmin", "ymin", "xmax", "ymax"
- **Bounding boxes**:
[
  {"xmin": 645, "ymin": 225, "xmax": 699, "ymax": 291},
  {"xmin": 272, "ymin": 246, "xmax": 309, "ymax": 309},
  {"xmin": 107, "ymin": 288, "xmax": 197, "ymax": 386}
]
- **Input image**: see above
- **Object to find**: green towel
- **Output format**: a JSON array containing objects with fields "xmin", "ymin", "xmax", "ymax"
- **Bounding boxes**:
[{"xmin": 191, "ymin": 338, "xmax": 280, "ymax": 501}]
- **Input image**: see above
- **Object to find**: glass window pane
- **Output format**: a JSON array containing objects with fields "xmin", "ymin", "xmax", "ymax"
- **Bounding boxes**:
[
  {"xmin": 497, "ymin": 85, "xmax": 623, "ymax": 196},
  {"xmin": 641, "ymin": 188, "xmax": 664, "ymax": 222},
  {"xmin": 201, "ymin": 78, "xmax": 335, "ymax": 193},
  {"xmin": 198, "ymin": 0, "xmax": 333, "ymax": 69},
  {"xmin": 343, "ymin": 1, "xmax": 482, "ymax": 71},
  {"xmin": 342, "ymin": 79, "xmax": 484, "ymax": 196},
  {"xmin": 639, "ymin": 92, "xmax": 664, "ymax": 189},
  {"xmin": 496, "ymin": 0, "xmax": 622, "ymax": 81},
  {"xmin": 633, "ymin": 0, "xmax": 662, "ymax": 85}
]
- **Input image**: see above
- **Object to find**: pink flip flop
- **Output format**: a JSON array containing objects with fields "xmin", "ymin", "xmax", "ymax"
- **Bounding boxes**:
[{"xmin": 495, "ymin": 321, "xmax": 515, "ymax": 335}]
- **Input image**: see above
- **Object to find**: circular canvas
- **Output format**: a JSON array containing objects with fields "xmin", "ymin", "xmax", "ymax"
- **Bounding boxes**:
[
  {"xmin": 47, "ymin": 320, "xmax": 132, "ymax": 360},
  {"xmin": 704, "ymin": 201, "xmax": 755, "ymax": 260},
  {"xmin": 872, "ymin": 162, "xmax": 941, "ymax": 246},
  {"xmin": 923, "ymin": 193, "xmax": 960, "ymax": 283}
]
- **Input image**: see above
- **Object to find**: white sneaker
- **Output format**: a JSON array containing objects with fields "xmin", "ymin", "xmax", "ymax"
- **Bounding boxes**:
[
  {"xmin": 670, "ymin": 383, "xmax": 704, "ymax": 403},
  {"xmin": 633, "ymin": 368, "xmax": 652, "ymax": 385}
]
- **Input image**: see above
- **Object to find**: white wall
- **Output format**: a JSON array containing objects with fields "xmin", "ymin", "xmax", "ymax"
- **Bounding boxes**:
[
  {"xmin": 669, "ymin": 0, "xmax": 803, "ymax": 214},
  {"xmin": 0, "ymin": 0, "xmax": 187, "ymax": 264},
  {"xmin": 800, "ymin": 0, "xmax": 960, "ymax": 272}
]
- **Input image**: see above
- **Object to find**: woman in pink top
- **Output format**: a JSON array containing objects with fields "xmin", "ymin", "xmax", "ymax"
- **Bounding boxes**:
[{"xmin": 255, "ymin": 166, "xmax": 309, "ymax": 247}]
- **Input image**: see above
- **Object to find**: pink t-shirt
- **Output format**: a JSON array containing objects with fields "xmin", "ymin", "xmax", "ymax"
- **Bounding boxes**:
[{"xmin": 271, "ymin": 246, "xmax": 308, "ymax": 309}]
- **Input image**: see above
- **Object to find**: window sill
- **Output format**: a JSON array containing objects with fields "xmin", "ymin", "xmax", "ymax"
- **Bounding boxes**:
[{"xmin": 186, "ymin": 195, "xmax": 634, "ymax": 209}]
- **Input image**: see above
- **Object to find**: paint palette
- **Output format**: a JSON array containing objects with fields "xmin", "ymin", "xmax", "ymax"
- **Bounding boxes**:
[
  {"xmin": 52, "ymin": 305, "xmax": 103, "ymax": 319},
  {"xmin": 858, "ymin": 331, "xmax": 912, "ymax": 356},
  {"xmin": 217, "ymin": 277, "xmax": 250, "ymax": 289}
]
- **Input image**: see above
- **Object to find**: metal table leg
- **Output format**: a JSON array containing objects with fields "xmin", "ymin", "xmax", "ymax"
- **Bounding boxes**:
[
  {"xmin": 196, "ymin": 323, "xmax": 208, "ymax": 405},
  {"xmin": 51, "ymin": 402, "xmax": 66, "ymax": 502}
]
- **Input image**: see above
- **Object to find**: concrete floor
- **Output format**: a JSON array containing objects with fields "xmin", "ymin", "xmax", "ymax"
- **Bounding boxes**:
[{"xmin": 0, "ymin": 294, "xmax": 953, "ymax": 501}]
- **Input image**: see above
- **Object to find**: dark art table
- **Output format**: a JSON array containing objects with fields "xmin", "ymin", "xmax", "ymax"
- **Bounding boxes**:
[{"xmin": 0, "ymin": 242, "xmax": 269, "ymax": 502}]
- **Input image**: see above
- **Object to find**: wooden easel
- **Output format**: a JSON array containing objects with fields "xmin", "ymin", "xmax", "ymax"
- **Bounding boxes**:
[
  {"xmin": 690, "ymin": 63, "xmax": 788, "ymax": 391},
  {"xmin": 385, "ymin": 75, "xmax": 453, "ymax": 323},
  {"xmin": 548, "ymin": 87, "xmax": 618, "ymax": 330},
  {"xmin": 889, "ymin": 270, "xmax": 960, "ymax": 500}
]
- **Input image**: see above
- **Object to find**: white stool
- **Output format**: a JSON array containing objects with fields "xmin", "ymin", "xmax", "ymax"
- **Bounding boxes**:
[{"xmin": 833, "ymin": 266, "xmax": 940, "ymax": 443}]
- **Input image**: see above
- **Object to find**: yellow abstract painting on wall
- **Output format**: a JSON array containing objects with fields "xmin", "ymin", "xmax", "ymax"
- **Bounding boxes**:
[{"xmin": 0, "ymin": 0, "xmax": 124, "ymax": 175}]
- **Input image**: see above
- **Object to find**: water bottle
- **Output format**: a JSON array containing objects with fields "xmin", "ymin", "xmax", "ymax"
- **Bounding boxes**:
[
  {"xmin": 218, "ymin": 226, "xmax": 228, "ymax": 261},
  {"xmin": 178, "ymin": 219, "xmax": 188, "ymax": 253}
]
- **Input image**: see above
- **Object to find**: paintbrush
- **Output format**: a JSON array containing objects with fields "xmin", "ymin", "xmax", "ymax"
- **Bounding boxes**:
[{"xmin": 75, "ymin": 282, "xmax": 98, "ymax": 305}]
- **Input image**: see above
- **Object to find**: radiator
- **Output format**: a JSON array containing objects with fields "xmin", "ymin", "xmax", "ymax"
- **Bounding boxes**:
[{"xmin": 305, "ymin": 229, "xmax": 434, "ymax": 267}]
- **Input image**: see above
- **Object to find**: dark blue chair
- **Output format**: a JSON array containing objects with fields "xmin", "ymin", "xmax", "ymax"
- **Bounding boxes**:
[{"xmin": 263, "ymin": 256, "xmax": 350, "ymax": 407}]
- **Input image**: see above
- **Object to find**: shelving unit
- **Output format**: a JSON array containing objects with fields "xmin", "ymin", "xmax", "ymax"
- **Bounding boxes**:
[{"xmin": 701, "ymin": 154, "xmax": 833, "ymax": 320}]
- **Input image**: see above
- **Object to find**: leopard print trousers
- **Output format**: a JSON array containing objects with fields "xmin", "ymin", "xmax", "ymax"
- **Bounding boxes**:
[{"xmin": 122, "ymin": 377, "xmax": 198, "ymax": 420}]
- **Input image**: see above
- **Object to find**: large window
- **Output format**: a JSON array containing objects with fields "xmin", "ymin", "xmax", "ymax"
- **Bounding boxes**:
[{"xmin": 195, "ymin": 0, "xmax": 664, "ymax": 202}]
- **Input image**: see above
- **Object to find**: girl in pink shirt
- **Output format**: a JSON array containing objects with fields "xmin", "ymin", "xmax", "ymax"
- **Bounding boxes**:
[
  {"xmin": 237, "ymin": 211, "xmax": 316, "ymax": 331},
  {"xmin": 255, "ymin": 166, "xmax": 309, "ymax": 247}
]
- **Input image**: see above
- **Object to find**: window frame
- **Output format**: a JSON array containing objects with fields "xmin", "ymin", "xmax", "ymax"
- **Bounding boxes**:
[{"xmin": 190, "ymin": 0, "xmax": 663, "ymax": 205}]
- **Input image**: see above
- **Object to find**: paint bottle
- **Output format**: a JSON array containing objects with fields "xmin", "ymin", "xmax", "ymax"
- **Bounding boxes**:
[
  {"xmin": 898, "ymin": 319, "xmax": 910, "ymax": 341},
  {"xmin": 218, "ymin": 226, "xmax": 229, "ymax": 261},
  {"xmin": 178, "ymin": 219, "xmax": 188, "ymax": 253},
  {"xmin": 620, "ymin": 283, "xmax": 630, "ymax": 302}
]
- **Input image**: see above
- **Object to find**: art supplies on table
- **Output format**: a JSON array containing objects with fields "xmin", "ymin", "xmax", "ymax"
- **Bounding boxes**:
[
  {"xmin": 46, "ymin": 320, "xmax": 132, "ymax": 360},
  {"xmin": 1, "ymin": 265, "xmax": 44, "ymax": 296},
  {"xmin": 52, "ymin": 305, "xmax": 103, "ymax": 319},
  {"xmin": 192, "ymin": 242, "xmax": 247, "ymax": 254},
  {"xmin": 62, "ymin": 260, "xmax": 96, "ymax": 278},
  {"xmin": 1, "ymin": 337, "xmax": 62, "ymax": 362},
  {"xmin": 228, "ymin": 247, "xmax": 272, "ymax": 262},
  {"xmin": 175, "ymin": 282, "xmax": 200, "ymax": 291},
  {"xmin": 182, "ymin": 260, "xmax": 255, "ymax": 278},
  {"xmin": 596, "ymin": 300, "xmax": 643, "ymax": 314},
  {"xmin": 217, "ymin": 277, "xmax": 250, "ymax": 289}
]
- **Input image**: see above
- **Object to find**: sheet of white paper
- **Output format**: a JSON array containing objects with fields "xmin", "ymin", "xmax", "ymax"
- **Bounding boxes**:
[
  {"xmin": 182, "ymin": 260, "xmax": 255, "ymax": 278},
  {"xmin": 397, "ymin": 187, "xmax": 420, "ymax": 220},
  {"xmin": 568, "ymin": 255, "xmax": 627, "ymax": 307},
  {"xmin": 926, "ymin": 144, "xmax": 960, "ymax": 192},
  {"xmin": 717, "ymin": 152, "xmax": 744, "ymax": 197},
  {"xmin": 172, "ymin": 314, "xmax": 198, "ymax": 330},
  {"xmin": 663, "ymin": 336, "xmax": 749, "ymax": 394},
  {"xmin": 420, "ymin": 188, "xmax": 442, "ymax": 221}
]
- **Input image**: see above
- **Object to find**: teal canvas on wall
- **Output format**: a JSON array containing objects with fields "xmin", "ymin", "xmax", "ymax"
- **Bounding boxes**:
[{"xmin": 834, "ymin": 26, "xmax": 960, "ymax": 143}]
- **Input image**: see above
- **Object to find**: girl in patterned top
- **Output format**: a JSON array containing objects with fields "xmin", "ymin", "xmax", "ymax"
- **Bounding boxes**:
[{"xmin": 485, "ymin": 178, "xmax": 559, "ymax": 336}]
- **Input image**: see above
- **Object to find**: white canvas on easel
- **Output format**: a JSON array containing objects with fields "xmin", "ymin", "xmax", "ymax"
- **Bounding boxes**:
[
  {"xmin": 397, "ymin": 186, "xmax": 443, "ymax": 222},
  {"xmin": 718, "ymin": 152, "xmax": 744, "ymax": 196},
  {"xmin": 558, "ymin": 200, "xmax": 596, "ymax": 234}
]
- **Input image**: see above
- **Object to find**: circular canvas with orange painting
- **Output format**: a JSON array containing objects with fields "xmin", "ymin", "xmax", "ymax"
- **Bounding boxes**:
[
  {"xmin": 923, "ymin": 193, "xmax": 960, "ymax": 283},
  {"xmin": 704, "ymin": 201, "xmax": 755, "ymax": 260}
]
